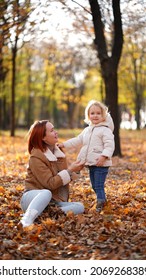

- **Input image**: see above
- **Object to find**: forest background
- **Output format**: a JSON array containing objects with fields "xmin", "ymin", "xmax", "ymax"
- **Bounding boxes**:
[
  {"xmin": 0, "ymin": 0, "xmax": 146, "ymax": 260},
  {"xmin": 0, "ymin": 1, "xmax": 146, "ymax": 144}
]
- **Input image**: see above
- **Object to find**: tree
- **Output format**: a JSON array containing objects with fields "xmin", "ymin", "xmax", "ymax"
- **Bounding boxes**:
[
  {"xmin": 131, "ymin": 43, "xmax": 146, "ymax": 129},
  {"xmin": 88, "ymin": 0, "xmax": 123, "ymax": 156},
  {"xmin": 33, "ymin": 40, "xmax": 94, "ymax": 128},
  {"xmin": 0, "ymin": 0, "xmax": 33, "ymax": 136},
  {"xmin": 119, "ymin": 38, "xmax": 146, "ymax": 130},
  {"xmin": 124, "ymin": 10, "xmax": 146, "ymax": 129},
  {"xmin": 57, "ymin": 0, "xmax": 123, "ymax": 155},
  {"xmin": 0, "ymin": 1, "xmax": 10, "ymax": 130},
  {"xmin": 10, "ymin": 0, "xmax": 32, "ymax": 136}
]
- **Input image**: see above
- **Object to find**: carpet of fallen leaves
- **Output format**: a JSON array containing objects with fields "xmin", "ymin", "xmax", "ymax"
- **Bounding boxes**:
[{"xmin": 0, "ymin": 129, "xmax": 146, "ymax": 260}]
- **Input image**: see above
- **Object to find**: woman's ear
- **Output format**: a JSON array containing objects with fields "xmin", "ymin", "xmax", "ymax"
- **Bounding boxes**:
[{"xmin": 42, "ymin": 136, "xmax": 47, "ymax": 143}]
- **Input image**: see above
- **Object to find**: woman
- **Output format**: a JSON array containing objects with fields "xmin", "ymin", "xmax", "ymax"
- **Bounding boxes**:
[{"xmin": 20, "ymin": 120, "xmax": 84, "ymax": 227}]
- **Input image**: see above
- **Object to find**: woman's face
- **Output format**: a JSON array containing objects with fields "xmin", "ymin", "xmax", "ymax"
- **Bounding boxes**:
[{"xmin": 43, "ymin": 122, "xmax": 58, "ymax": 145}]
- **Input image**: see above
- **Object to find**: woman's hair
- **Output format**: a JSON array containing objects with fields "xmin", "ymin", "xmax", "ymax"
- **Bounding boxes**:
[
  {"xmin": 27, "ymin": 120, "xmax": 49, "ymax": 154},
  {"xmin": 84, "ymin": 100, "xmax": 108, "ymax": 125}
]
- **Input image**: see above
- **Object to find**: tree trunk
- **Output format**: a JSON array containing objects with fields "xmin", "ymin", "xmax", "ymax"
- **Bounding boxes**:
[
  {"xmin": 11, "ymin": 46, "xmax": 17, "ymax": 136},
  {"xmin": 0, "ymin": 86, "xmax": 7, "ymax": 130},
  {"xmin": 135, "ymin": 94, "xmax": 141, "ymax": 130},
  {"xmin": 26, "ymin": 56, "xmax": 33, "ymax": 128},
  {"xmin": 89, "ymin": 0, "xmax": 123, "ymax": 156},
  {"xmin": 104, "ymin": 68, "xmax": 121, "ymax": 155},
  {"xmin": 27, "ymin": 95, "xmax": 34, "ymax": 128},
  {"xmin": 67, "ymin": 102, "xmax": 76, "ymax": 128},
  {"xmin": 133, "ymin": 58, "xmax": 142, "ymax": 130}
]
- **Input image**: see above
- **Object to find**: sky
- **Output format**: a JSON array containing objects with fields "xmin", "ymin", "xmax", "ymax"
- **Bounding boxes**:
[
  {"xmin": 29, "ymin": 0, "xmax": 92, "ymax": 46},
  {"xmin": 29, "ymin": 0, "xmax": 146, "ymax": 46}
]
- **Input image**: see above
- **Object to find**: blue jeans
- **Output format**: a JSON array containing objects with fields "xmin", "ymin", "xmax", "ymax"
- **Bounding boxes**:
[{"xmin": 89, "ymin": 166, "xmax": 109, "ymax": 202}]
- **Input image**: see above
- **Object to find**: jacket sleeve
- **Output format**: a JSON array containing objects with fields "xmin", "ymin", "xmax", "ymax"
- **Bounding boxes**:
[
  {"xmin": 101, "ymin": 128, "xmax": 115, "ymax": 157},
  {"xmin": 63, "ymin": 130, "xmax": 84, "ymax": 149},
  {"xmin": 29, "ymin": 157, "xmax": 71, "ymax": 190}
]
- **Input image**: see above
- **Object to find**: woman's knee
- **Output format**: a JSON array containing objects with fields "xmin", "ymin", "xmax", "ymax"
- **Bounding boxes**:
[{"xmin": 41, "ymin": 189, "xmax": 52, "ymax": 202}]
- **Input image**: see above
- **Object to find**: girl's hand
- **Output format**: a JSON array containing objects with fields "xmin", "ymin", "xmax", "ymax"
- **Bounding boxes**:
[
  {"xmin": 96, "ymin": 156, "xmax": 107, "ymax": 166},
  {"xmin": 57, "ymin": 143, "xmax": 64, "ymax": 148}
]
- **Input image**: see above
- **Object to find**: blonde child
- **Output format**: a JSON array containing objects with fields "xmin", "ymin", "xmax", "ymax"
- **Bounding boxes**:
[{"xmin": 59, "ymin": 100, "xmax": 115, "ymax": 212}]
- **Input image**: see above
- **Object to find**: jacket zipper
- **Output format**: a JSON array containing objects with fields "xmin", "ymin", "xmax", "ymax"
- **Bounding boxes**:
[{"xmin": 84, "ymin": 126, "xmax": 95, "ymax": 164}]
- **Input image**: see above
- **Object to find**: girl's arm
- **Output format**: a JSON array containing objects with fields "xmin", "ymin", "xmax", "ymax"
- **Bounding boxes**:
[{"xmin": 61, "ymin": 130, "xmax": 85, "ymax": 150}]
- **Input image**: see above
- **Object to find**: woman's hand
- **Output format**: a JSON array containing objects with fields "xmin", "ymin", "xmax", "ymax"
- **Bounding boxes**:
[
  {"xmin": 57, "ymin": 143, "xmax": 64, "ymax": 148},
  {"xmin": 68, "ymin": 160, "xmax": 84, "ymax": 173}
]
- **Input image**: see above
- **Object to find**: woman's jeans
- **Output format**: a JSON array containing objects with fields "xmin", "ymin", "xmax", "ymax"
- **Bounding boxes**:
[
  {"xmin": 89, "ymin": 166, "xmax": 109, "ymax": 202},
  {"xmin": 20, "ymin": 189, "xmax": 84, "ymax": 216}
]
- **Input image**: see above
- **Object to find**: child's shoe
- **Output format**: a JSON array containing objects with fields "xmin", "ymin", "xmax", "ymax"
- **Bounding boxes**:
[{"xmin": 96, "ymin": 201, "xmax": 106, "ymax": 212}]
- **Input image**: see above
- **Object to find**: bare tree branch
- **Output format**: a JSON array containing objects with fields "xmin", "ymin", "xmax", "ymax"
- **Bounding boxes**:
[{"xmin": 71, "ymin": 0, "xmax": 91, "ymax": 14}]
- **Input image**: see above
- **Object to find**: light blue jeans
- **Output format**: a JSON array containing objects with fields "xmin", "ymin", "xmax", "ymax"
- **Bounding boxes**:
[{"xmin": 20, "ymin": 189, "xmax": 84, "ymax": 216}]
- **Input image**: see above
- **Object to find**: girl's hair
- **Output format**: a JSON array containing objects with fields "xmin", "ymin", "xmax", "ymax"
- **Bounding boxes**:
[
  {"xmin": 84, "ymin": 100, "xmax": 108, "ymax": 125},
  {"xmin": 27, "ymin": 120, "xmax": 49, "ymax": 154}
]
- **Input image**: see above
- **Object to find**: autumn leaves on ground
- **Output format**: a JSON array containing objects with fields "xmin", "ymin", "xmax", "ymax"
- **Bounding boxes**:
[{"xmin": 0, "ymin": 129, "xmax": 146, "ymax": 260}]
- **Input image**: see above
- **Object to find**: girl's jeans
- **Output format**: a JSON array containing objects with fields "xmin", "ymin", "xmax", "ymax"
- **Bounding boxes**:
[
  {"xmin": 20, "ymin": 189, "xmax": 84, "ymax": 216},
  {"xmin": 89, "ymin": 166, "xmax": 109, "ymax": 202}
]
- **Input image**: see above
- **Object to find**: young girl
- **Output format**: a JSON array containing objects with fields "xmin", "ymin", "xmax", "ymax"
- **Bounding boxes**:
[{"xmin": 59, "ymin": 100, "xmax": 115, "ymax": 212}]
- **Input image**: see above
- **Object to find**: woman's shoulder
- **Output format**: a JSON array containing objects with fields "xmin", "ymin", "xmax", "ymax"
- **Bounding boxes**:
[{"xmin": 30, "ymin": 148, "xmax": 46, "ymax": 161}]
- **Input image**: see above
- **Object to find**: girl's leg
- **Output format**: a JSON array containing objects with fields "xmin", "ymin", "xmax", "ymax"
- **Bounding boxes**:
[
  {"xmin": 93, "ymin": 167, "xmax": 109, "ymax": 202},
  {"xmin": 90, "ymin": 167, "xmax": 109, "ymax": 212},
  {"xmin": 89, "ymin": 167, "xmax": 96, "ymax": 193},
  {"xmin": 89, "ymin": 166, "xmax": 109, "ymax": 209},
  {"xmin": 56, "ymin": 201, "xmax": 84, "ymax": 214}
]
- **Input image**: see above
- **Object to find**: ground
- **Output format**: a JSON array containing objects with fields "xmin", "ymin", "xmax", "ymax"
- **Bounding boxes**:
[{"xmin": 0, "ymin": 129, "xmax": 146, "ymax": 260}]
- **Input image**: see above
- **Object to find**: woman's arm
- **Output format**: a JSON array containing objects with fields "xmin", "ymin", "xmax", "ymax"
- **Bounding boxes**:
[{"xmin": 29, "ymin": 157, "xmax": 84, "ymax": 190}]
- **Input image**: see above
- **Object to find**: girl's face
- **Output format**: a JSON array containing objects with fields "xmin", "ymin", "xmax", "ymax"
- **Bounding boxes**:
[
  {"xmin": 88, "ymin": 105, "xmax": 104, "ymax": 124},
  {"xmin": 43, "ymin": 122, "xmax": 58, "ymax": 145}
]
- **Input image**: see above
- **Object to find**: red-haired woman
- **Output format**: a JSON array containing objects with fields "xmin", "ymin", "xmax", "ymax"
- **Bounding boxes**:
[{"xmin": 20, "ymin": 120, "xmax": 84, "ymax": 227}]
